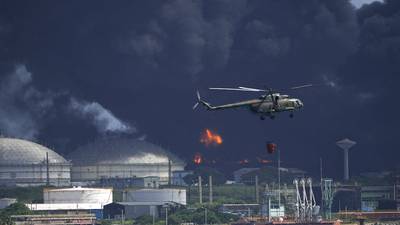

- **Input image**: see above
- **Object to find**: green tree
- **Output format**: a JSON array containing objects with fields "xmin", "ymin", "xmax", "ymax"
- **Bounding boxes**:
[{"xmin": 0, "ymin": 202, "xmax": 32, "ymax": 225}]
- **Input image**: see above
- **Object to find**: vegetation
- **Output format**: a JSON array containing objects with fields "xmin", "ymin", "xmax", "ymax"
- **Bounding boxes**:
[
  {"xmin": 241, "ymin": 166, "xmax": 302, "ymax": 185},
  {"xmin": 184, "ymin": 166, "xmax": 227, "ymax": 186},
  {"xmin": 188, "ymin": 184, "xmax": 257, "ymax": 204},
  {"xmin": 168, "ymin": 205, "xmax": 238, "ymax": 225},
  {"xmin": 0, "ymin": 186, "xmax": 43, "ymax": 203},
  {"xmin": 0, "ymin": 202, "xmax": 32, "ymax": 225}
]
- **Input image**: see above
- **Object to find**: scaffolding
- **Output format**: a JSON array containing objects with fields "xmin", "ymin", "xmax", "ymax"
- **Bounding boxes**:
[{"xmin": 321, "ymin": 178, "xmax": 333, "ymax": 220}]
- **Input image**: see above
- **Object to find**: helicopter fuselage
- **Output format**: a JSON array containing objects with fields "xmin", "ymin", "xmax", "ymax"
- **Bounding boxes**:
[{"xmin": 250, "ymin": 97, "xmax": 303, "ymax": 114}]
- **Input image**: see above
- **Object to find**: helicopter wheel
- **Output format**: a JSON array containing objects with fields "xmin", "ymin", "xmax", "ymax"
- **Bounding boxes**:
[{"xmin": 289, "ymin": 113, "xmax": 294, "ymax": 118}]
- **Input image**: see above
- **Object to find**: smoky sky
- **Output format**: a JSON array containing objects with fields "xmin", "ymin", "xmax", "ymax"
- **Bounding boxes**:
[{"xmin": 0, "ymin": 0, "xmax": 398, "ymax": 179}]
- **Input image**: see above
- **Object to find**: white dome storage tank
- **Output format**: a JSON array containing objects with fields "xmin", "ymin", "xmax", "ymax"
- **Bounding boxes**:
[
  {"xmin": 44, "ymin": 187, "xmax": 113, "ymax": 205},
  {"xmin": 68, "ymin": 137, "xmax": 186, "ymax": 185},
  {"xmin": 123, "ymin": 188, "xmax": 186, "ymax": 205},
  {"xmin": 0, "ymin": 138, "xmax": 71, "ymax": 187}
]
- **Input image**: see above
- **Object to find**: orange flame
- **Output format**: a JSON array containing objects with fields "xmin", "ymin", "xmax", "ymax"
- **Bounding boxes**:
[
  {"xmin": 193, "ymin": 153, "xmax": 202, "ymax": 165},
  {"xmin": 200, "ymin": 129, "xmax": 223, "ymax": 147}
]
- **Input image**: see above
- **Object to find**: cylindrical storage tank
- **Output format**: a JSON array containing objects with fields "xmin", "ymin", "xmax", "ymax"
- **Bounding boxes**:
[
  {"xmin": 123, "ymin": 188, "xmax": 186, "ymax": 205},
  {"xmin": 44, "ymin": 187, "xmax": 113, "ymax": 205}
]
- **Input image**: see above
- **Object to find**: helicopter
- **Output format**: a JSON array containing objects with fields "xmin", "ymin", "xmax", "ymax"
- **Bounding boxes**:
[{"xmin": 193, "ymin": 84, "xmax": 313, "ymax": 120}]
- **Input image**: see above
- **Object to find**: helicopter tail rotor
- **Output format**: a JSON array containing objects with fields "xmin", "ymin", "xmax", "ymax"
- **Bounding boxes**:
[
  {"xmin": 193, "ymin": 91, "xmax": 201, "ymax": 110},
  {"xmin": 193, "ymin": 91, "xmax": 214, "ymax": 110}
]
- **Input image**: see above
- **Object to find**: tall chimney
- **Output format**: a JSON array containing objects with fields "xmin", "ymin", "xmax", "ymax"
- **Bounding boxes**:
[{"xmin": 336, "ymin": 138, "xmax": 356, "ymax": 181}]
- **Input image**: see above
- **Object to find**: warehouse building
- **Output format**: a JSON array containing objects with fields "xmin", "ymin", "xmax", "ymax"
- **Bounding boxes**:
[
  {"xmin": 68, "ymin": 138, "xmax": 185, "ymax": 185},
  {"xmin": 27, "ymin": 187, "xmax": 113, "ymax": 219},
  {"xmin": 103, "ymin": 202, "xmax": 165, "ymax": 220},
  {"xmin": 0, "ymin": 138, "xmax": 71, "ymax": 187}
]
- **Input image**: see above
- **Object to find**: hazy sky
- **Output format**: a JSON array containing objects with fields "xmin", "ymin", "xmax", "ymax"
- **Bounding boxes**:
[{"xmin": 0, "ymin": 0, "xmax": 398, "ymax": 179}]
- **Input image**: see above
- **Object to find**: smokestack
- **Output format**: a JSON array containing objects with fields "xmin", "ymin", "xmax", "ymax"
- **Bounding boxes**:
[
  {"xmin": 336, "ymin": 138, "xmax": 356, "ymax": 181},
  {"xmin": 46, "ymin": 152, "xmax": 50, "ymax": 186},
  {"xmin": 198, "ymin": 176, "xmax": 203, "ymax": 204},
  {"xmin": 209, "ymin": 176, "xmax": 213, "ymax": 204},
  {"xmin": 255, "ymin": 175, "xmax": 259, "ymax": 204}
]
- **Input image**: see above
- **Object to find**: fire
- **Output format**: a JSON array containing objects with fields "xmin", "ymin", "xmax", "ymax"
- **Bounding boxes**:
[
  {"xmin": 239, "ymin": 159, "xmax": 249, "ymax": 164},
  {"xmin": 193, "ymin": 153, "xmax": 202, "ymax": 165},
  {"xmin": 200, "ymin": 129, "xmax": 223, "ymax": 147},
  {"xmin": 257, "ymin": 157, "xmax": 272, "ymax": 164}
]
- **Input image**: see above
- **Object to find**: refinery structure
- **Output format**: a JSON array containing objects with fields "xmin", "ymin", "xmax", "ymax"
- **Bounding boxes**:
[{"xmin": 0, "ymin": 136, "xmax": 399, "ymax": 224}]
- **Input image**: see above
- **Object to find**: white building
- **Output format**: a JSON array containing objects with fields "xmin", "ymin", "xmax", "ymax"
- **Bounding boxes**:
[
  {"xmin": 123, "ymin": 188, "xmax": 187, "ymax": 205},
  {"xmin": 68, "ymin": 138, "xmax": 185, "ymax": 185},
  {"xmin": 0, "ymin": 138, "xmax": 71, "ymax": 187}
]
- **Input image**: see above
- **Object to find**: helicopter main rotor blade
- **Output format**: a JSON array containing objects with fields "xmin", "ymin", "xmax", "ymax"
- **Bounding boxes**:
[
  {"xmin": 290, "ymin": 84, "xmax": 313, "ymax": 90},
  {"xmin": 209, "ymin": 87, "xmax": 262, "ymax": 92},
  {"xmin": 238, "ymin": 86, "xmax": 268, "ymax": 92}
]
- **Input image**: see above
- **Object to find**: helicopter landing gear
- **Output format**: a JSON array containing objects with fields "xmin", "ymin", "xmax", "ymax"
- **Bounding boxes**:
[{"xmin": 289, "ymin": 112, "xmax": 294, "ymax": 118}]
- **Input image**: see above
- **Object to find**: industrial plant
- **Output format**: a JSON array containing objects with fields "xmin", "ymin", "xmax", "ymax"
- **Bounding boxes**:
[{"xmin": 0, "ymin": 135, "xmax": 399, "ymax": 225}]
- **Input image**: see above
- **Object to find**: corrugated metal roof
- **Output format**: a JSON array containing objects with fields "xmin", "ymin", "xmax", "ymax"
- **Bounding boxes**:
[
  {"xmin": 44, "ymin": 187, "xmax": 113, "ymax": 192},
  {"xmin": 26, "ymin": 203, "xmax": 103, "ymax": 211}
]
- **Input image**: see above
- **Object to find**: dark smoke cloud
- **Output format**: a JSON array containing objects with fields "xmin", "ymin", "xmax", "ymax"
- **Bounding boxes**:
[
  {"xmin": 0, "ymin": 65, "xmax": 55, "ymax": 139},
  {"xmin": 0, "ymin": 64, "xmax": 136, "ymax": 140},
  {"xmin": 0, "ymin": 0, "xmax": 398, "ymax": 177}
]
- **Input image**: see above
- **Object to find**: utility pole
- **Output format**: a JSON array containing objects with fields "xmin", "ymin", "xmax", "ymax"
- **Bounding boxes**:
[
  {"xmin": 278, "ymin": 147, "xmax": 281, "ymax": 212},
  {"xmin": 255, "ymin": 175, "xmax": 259, "ymax": 204},
  {"xmin": 165, "ymin": 207, "xmax": 168, "ymax": 225},
  {"xmin": 198, "ymin": 176, "xmax": 203, "ymax": 204},
  {"xmin": 152, "ymin": 206, "xmax": 155, "ymax": 225},
  {"xmin": 46, "ymin": 152, "xmax": 50, "ymax": 186},
  {"xmin": 209, "ymin": 176, "xmax": 213, "ymax": 204},
  {"xmin": 204, "ymin": 207, "xmax": 207, "ymax": 225},
  {"xmin": 168, "ymin": 159, "xmax": 172, "ymax": 186}
]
